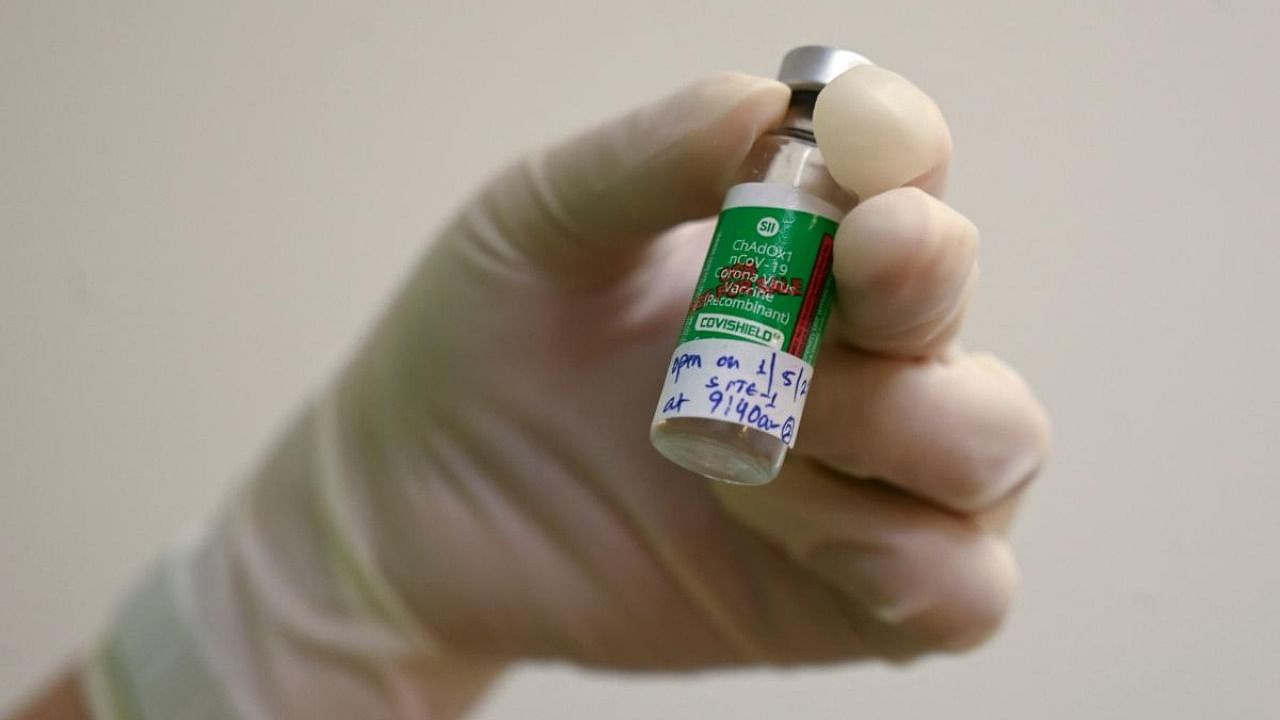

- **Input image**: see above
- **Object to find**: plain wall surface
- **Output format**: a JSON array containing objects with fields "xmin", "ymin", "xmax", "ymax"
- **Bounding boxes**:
[{"xmin": 3, "ymin": 1, "xmax": 1278, "ymax": 717}]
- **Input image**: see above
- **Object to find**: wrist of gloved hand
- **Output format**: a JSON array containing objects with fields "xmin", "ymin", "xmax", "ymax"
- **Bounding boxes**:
[{"xmin": 82, "ymin": 392, "xmax": 503, "ymax": 720}]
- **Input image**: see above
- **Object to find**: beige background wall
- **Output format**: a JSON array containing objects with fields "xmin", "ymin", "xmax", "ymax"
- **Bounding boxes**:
[{"xmin": 3, "ymin": 1, "xmax": 1278, "ymax": 717}]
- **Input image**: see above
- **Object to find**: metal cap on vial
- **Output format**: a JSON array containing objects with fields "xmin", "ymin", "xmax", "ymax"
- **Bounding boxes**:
[{"xmin": 776, "ymin": 46, "xmax": 873, "ymax": 91}]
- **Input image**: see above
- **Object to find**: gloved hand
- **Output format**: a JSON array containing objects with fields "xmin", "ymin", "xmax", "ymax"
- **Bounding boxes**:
[{"xmin": 83, "ymin": 67, "xmax": 1049, "ymax": 720}]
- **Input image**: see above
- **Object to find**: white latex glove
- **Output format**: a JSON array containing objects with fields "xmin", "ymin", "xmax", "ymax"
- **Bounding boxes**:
[{"xmin": 82, "ymin": 67, "xmax": 1050, "ymax": 720}]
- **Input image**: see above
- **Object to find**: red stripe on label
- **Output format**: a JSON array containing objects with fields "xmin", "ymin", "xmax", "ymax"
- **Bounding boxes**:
[{"xmin": 786, "ymin": 232, "xmax": 834, "ymax": 356}]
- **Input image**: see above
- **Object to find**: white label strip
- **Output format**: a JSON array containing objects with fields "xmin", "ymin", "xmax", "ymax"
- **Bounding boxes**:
[{"xmin": 651, "ymin": 338, "xmax": 814, "ymax": 448}]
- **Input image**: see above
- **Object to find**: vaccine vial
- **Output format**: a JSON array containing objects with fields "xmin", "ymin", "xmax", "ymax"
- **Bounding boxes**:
[{"xmin": 650, "ymin": 46, "xmax": 869, "ymax": 485}]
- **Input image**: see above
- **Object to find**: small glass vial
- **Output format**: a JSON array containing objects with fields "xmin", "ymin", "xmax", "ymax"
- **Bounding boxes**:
[{"xmin": 650, "ymin": 46, "xmax": 868, "ymax": 485}]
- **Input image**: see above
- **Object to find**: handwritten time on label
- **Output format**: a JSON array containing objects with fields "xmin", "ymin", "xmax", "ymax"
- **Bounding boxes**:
[{"xmin": 654, "ymin": 338, "xmax": 811, "ymax": 447}]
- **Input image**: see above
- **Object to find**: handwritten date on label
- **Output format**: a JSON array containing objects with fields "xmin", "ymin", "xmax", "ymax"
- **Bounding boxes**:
[{"xmin": 654, "ymin": 339, "xmax": 813, "ymax": 448}]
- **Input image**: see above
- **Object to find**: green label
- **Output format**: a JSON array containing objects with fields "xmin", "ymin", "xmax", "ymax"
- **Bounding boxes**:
[{"xmin": 679, "ymin": 202, "xmax": 838, "ymax": 364}]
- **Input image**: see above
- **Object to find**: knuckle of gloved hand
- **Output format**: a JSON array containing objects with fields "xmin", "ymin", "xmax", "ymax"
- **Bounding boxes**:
[
  {"xmin": 882, "ymin": 197, "xmax": 974, "ymax": 308},
  {"xmin": 884, "ymin": 530, "xmax": 1019, "ymax": 654},
  {"xmin": 940, "ymin": 364, "xmax": 1052, "ymax": 514},
  {"xmin": 810, "ymin": 518, "xmax": 1017, "ymax": 657},
  {"xmin": 928, "ymin": 535, "xmax": 1019, "ymax": 653},
  {"xmin": 835, "ymin": 188, "xmax": 930, "ymax": 295},
  {"xmin": 837, "ymin": 189, "xmax": 974, "ymax": 325}
]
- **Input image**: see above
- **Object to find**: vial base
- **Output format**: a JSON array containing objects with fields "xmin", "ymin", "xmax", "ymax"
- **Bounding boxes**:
[{"xmin": 650, "ymin": 416, "xmax": 787, "ymax": 486}]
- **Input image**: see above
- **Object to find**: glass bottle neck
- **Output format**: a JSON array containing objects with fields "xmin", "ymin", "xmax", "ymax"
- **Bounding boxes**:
[
  {"xmin": 733, "ymin": 88, "xmax": 857, "ymax": 212},
  {"xmin": 770, "ymin": 91, "xmax": 818, "ymax": 144}
]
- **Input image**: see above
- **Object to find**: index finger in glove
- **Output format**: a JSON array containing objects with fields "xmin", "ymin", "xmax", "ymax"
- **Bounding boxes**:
[{"xmin": 814, "ymin": 66, "xmax": 974, "ymax": 358}]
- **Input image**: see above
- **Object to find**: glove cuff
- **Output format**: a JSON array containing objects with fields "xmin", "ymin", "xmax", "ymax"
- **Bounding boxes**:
[
  {"xmin": 81, "ymin": 395, "xmax": 502, "ymax": 719},
  {"xmin": 81, "ymin": 535, "xmax": 247, "ymax": 720}
]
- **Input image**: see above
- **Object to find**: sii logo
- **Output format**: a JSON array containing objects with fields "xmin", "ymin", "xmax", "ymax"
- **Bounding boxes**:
[{"xmin": 755, "ymin": 217, "xmax": 780, "ymax": 238}]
